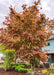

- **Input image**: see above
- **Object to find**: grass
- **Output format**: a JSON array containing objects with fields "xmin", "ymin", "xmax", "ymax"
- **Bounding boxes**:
[{"xmin": 0, "ymin": 64, "xmax": 3, "ymax": 68}]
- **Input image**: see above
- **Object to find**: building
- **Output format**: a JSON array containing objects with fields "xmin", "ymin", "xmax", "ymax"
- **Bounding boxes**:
[{"xmin": 42, "ymin": 38, "xmax": 54, "ymax": 64}]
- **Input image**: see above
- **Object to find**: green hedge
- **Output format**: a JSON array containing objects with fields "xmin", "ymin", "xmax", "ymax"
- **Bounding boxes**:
[
  {"xmin": 15, "ymin": 66, "xmax": 28, "ymax": 72},
  {"xmin": 11, "ymin": 62, "xmax": 31, "ymax": 73},
  {"xmin": 18, "ymin": 68, "xmax": 28, "ymax": 72},
  {"xmin": 10, "ymin": 62, "xmax": 15, "ymax": 66},
  {"xmin": 12, "ymin": 66, "xmax": 16, "ymax": 69},
  {"xmin": 16, "ymin": 62, "xmax": 30, "ymax": 66}
]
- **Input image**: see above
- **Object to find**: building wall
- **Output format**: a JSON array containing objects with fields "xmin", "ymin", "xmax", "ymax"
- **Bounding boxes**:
[
  {"xmin": 42, "ymin": 39, "xmax": 54, "ymax": 53},
  {"xmin": 42, "ymin": 39, "xmax": 54, "ymax": 64}
]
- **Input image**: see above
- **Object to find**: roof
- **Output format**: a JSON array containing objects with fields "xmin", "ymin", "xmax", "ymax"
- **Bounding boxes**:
[{"xmin": 42, "ymin": 39, "xmax": 54, "ymax": 54}]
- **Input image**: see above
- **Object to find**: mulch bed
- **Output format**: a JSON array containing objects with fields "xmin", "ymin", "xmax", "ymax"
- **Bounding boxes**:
[{"xmin": 0, "ymin": 68, "xmax": 48, "ymax": 75}]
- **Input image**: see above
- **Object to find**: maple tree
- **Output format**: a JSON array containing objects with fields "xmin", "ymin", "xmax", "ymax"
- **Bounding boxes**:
[{"xmin": 0, "ymin": 0, "xmax": 48, "ymax": 70}]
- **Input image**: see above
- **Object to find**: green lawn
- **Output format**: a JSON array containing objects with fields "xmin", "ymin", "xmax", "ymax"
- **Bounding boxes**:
[{"xmin": 0, "ymin": 64, "xmax": 3, "ymax": 68}]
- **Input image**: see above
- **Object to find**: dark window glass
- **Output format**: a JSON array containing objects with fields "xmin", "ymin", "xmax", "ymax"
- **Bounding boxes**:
[{"xmin": 48, "ymin": 42, "xmax": 50, "ymax": 46}]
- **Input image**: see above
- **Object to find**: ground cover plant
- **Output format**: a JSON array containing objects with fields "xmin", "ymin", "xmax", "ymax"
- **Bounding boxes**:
[
  {"xmin": 48, "ymin": 67, "xmax": 54, "ymax": 75},
  {"xmin": 11, "ymin": 62, "xmax": 48, "ymax": 74},
  {"xmin": 11, "ymin": 62, "xmax": 31, "ymax": 73},
  {"xmin": 0, "ymin": 68, "xmax": 49, "ymax": 75}
]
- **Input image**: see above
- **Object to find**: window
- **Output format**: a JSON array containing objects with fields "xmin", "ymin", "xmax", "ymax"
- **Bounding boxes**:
[{"xmin": 48, "ymin": 42, "xmax": 50, "ymax": 46}]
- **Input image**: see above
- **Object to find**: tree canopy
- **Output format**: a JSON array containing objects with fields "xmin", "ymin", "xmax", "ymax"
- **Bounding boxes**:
[{"xmin": 0, "ymin": 0, "xmax": 48, "ymax": 63}]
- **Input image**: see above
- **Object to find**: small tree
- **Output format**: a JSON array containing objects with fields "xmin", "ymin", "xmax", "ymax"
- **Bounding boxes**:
[
  {"xmin": 0, "ymin": 0, "xmax": 48, "ymax": 73},
  {"xmin": 2, "ymin": 49, "xmax": 15, "ymax": 71}
]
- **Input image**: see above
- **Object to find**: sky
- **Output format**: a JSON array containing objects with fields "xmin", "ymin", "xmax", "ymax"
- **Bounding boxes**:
[{"xmin": 0, "ymin": 0, "xmax": 54, "ymax": 28}]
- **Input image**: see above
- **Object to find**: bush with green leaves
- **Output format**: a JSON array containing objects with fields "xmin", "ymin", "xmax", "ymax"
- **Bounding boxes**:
[
  {"xmin": 15, "ymin": 62, "xmax": 30, "ymax": 66},
  {"xmin": 48, "ymin": 67, "xmax": 54, "ymax": 73},
  {"xmin": 23, "ymin": 62, "xmax": 30, "ymax": 66},
  {"xmin": 12, "ymin": 66, "xmax": 16, "ymax": 69},
  {"xmin": 16, "ymin": 63, "xmax": 19, "ymax": 66},
  {"xmin": 15, "ymin": 66, "xmax": 28, "ymax": 72},
  {"xmin": 10, "ymin": 62, "xmax": 15, "ymax": 66},
  {"xmin": 16, "ymin": 63, "xmax": 24, "ymax": 66},
  {"xmin": 27, "ymin": 69, "xmax": 32, "ymax": 73},
  {"xmin": 18, "ymin": 68, "xmax": 28, "ymax": 72},
  {"xmin": 12, "ymin": 63, "xmax": 29, "ymax": 73},
  {"xmin": 2, "ymin": 49, "xmax": 15, "ymax": 71},
  {"xmin": 11, "ymin": 62, "xmax": 31, "ymax": 73},
  {"xmin": 19, "ymin": 65, "xmax": 24, "ymax": 68},
  {"xmin": 15, "ymin": 66, "xmax": 21, "ymax": 71},
  {"xmin": 15, "ymin": 66, "xmax": 32, "ymax": 73},
  {"xmin": 16, "ymin": 62, "xmax": 30, "ymax": 66}
]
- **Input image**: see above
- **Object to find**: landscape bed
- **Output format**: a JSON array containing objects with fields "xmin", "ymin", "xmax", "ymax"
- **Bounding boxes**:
[{"xmin": 0, "ymin": 68, "xmax": 48, "ymax": 75}]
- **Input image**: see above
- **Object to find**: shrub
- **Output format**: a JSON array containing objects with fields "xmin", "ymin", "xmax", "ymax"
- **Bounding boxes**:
[
  {"xmin": 10, "ymin": 62, "xmax": 15, "ymax": 66},
  {"xmin": 48, "ymin": 67, "xmax": 54, "ymax": 73},
  {"xmin": 27, "ymin": 69, "xmax": 32, "ymax": 73},
  {"xmin": 49, "ymin": 67, "xmax": 54, "ymax": 70},
  {"xmin": 42, "ymin": 69, "xmax": 47, "ymax": 74},
  {"xmin": 16, "ymin": 63, "xmax": 19, "ymax": 66},
  {"xmin": 16, "ymin": 63, "xmax": 24, "ymax": 66},
  {"xmin": 2, "ymin": 49, "xmax": 15, "ymax": 71},
  {"xmin": 19, "ymin": 63, "xmax": 25, "ymax": 65},
  {"xmin": 16, "ymin": 63, "xmax": 24, "ymax": 65},
  {"xmin": 15, "ymin": 66, "xmax": 21, "ymax": 71},
  {"xmin": 19, "ymin": 65, "xmax": 24, "ymax": 68},
  {"xmin": 16, "ymin": 62, "xmax": 30, "ymax": 66},
  {"xmin": 12, "ymin": 66, "xmax": 16, "ymax": 69},
  {"xmin": 15, "ymin": 65, "xmax": 24, "ymax": 69},
  {"xmin": 15, "ymin": 66, "xmax": 28, "ymax": 72},
  {"xmin": 23, "ymin": 62, "xmax": 30, "ymax": 66},
  {"xmin": 18, "ymin": 68, "xmax": 28, "ymax": 72}
]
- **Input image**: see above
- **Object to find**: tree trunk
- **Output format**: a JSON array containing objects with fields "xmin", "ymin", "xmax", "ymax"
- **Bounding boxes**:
[
  {"xmin": 31, "ymin": 64, "xmax": 35, "ymax": 75},
  {"xmin": 31, "ymin": 57, "xmax": 35, "ymax": 75}
]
